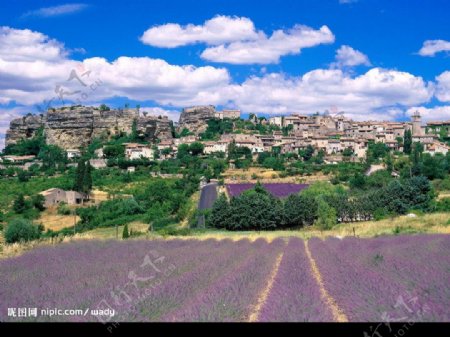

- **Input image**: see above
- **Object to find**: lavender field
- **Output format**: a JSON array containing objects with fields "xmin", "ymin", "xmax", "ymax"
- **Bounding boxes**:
[
  {"xmin": 0, "ymin": 234, "xmax": 449, "ymax": 322},
  {"xmin": 226, "ymin": 183, "xmax": 309, "ymax": 198}
]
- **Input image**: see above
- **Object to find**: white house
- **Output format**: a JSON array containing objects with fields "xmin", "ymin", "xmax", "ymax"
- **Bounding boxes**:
[
  {"xmin": 203, "ymin": 141, "xmax": 229, "ymax": 154},
  {"xmin": 67, "ymin": 149, "xmax": 81, "ymax": 159},
  {"xmin": 124, "ymin": 143, "xmax": 154, "ymax": 160}
]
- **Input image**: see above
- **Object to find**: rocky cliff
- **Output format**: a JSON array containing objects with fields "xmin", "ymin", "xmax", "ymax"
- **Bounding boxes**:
[
  {"xmin": 5, "ymin": 106, "xmax": 173, "ymax": 149},
  {"xmin": 177, "ymin": 105, "xmax": 216, "ymax": 134}
]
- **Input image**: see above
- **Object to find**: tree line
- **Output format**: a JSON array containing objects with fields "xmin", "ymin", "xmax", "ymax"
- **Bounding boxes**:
[{"xmin": 208, "ymin": 177, "xmax": 436, "ymax": 231}]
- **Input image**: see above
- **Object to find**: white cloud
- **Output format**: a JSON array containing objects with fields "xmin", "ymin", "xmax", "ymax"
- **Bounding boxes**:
[
  {"xmin": 436, "ymin": 71, "xmax": 450, "ymax": 102},
  {"xmin": 418, "ymin": 40, "xmax": 450, "ymax": 57},
  {"xmin": 223, "ymin": 68, "xmax": 433, "ymax": 116},
  {"xmin": 339, "ymin": 0, "xmax": 359, "ymax": 4},
  {"xmin": 22, "ymin": 4, "xmax": 88, "ymax": 18},
  {"xmin": 140, "ymin": 15, "xmax": 258, "ymax": 48},
  {"xmin": 141, "ymin": 16, "xmax": 335, "ymax": 65},
  {"xmin": 406, "ymin": 106, "xmax": 450, "ymax": 122},
  {"xmin": 201, "ymin": 25, "xmax": 335, "ymax": 64},
  {"xmin": 0, "ymin": 26, "xmax": 67, "ymax": 62},
  {"xmin": 333, "ymin": 45, "xmax": 371, "ymax": 67},
  {"xmin": 0, "ymin": 26, "xmax": 231, "ymax": 107}
]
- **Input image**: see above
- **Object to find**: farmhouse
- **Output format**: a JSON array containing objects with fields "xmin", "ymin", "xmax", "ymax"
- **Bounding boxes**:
[{"xmin": 39, "ymin": 188, "xmax": 87, "ymax": 207}]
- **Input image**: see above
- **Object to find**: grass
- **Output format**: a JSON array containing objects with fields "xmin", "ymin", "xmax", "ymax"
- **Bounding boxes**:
[
  {"xmin": 85, "ymin": 221, "xmax": 150, "ymax": 239},
  {"xmin": 33, "ymin": 206, "xmax": 80, "ymax": 231},
  {"xmin": 222, "ymin": 167, "xmax": 329, "ymax": 184},
  {"xmin": 159, "ymin": 212, "xmax": 450, "ymax": 242}
]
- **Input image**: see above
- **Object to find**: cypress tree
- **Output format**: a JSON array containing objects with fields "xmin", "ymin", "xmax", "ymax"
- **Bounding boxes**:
[
  {"xmin": 74, "ymin": 159, "xmax": 85, "ymax": 192},
  {"xmin": 83, "ymin": 161, "xmax": 93, "ymax": 194},
  {"xmin": 122, "ymin": 224, "xmax": 129, "ymax": 239},
  {"xmin": 403, "ymin": 129, "xmax": 412, "ymax": 154}
]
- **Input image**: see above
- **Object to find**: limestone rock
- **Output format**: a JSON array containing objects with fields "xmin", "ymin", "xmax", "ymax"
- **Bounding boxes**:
[
  {"xmin": 5, "ymin": 106, "xmax": 173, "ymax": 150},
  {"xmin": 178, "ymin": 105, "xmax": 216, "ymax": 134}
]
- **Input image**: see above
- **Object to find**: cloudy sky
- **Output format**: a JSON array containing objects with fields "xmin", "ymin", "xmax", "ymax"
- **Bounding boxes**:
[{"xmin": 0, "ymin": 0, "xmax": 449, "ymax": 146}]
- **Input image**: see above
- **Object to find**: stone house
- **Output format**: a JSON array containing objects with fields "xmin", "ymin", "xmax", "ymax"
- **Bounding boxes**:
[
  {"xmin": 124, "ymin": 143, "xmax": 154, "ymax": 160},
  {"xmin": 39, "ymin": 188, "xmax": 86, "ymax": 207}
]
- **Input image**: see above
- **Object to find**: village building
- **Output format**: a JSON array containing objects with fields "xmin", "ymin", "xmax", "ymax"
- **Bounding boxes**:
[
  {"xmin": 89, "ymin": 159, "xmax": 107, "ymax": 169},
  {"xmin": 214, "ymin": 109, "xmax": 241, "ymax": 120},
  {"xmin": 39, "ymin": 188, "xmax": 87, "ymax": 207},
  {"xmin": 1, "ymin": 155, "xmax": 36, "ymax": 163},
  {"xmin": 173, "ymin": 135, "xmax": 199, "ymax": 146},
  {"xmin": 66, "ymin": 149, "xmax": 81, "ymax": 159},
  {"xmin": 123, "ymin": 143, "xmax": 154, "ymax": 160}
]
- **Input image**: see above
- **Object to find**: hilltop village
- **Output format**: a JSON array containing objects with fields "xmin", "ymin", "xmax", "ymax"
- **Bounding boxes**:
[{"xmin": 2, "ymin": 105, "xmax": 449, "ymax": 168}]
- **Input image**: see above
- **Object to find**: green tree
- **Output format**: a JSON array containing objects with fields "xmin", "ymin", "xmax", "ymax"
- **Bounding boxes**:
[
  {"xmin": 411, "ymin": 142, "xmax": 423, "ymax": 176},
  {"xmin": 99, "ymin": 104, "xmax": 110, "ymax": 111},
  {"xmin": 189, "ymin": 142, "xmax": 204, "ymax": 156},
  {"xmin": 82, "ymin": 161, "xmax": 93, "ymax": 194},
  {"xmin": 31, "ymin": 194, "xmax": 46, "ymax": 211},
  {"xmin": 13, "ymin": 194, "xmax": 29, "ymax": 214},
  {"xmin": 103, "ymin": 144, "xmax": 125, "ymax": 159},
  {"xmin": 130, "ymin": 119, "xmax": 139, "ymax": 141},
  {"xmin": 38, "ymin": 144, "xmax": 67, "ymax": 171},
  {"xmin": 367, "ymin": 141, "xmax": 390, "ymax": 162},
  {"xmin": 299, "ymin": 145, "xmax": 315, "ymax": 162},
  {"xmin": 4, "ymin": 218, "xmax": 41, "ymax": 243},
  {"xmin": 403, "ymin": 129, "xmax": 412, "ymax": 154},
  {"xmin": 315, "ymin": 198, "xmax": 337, "ymax": 230},
  {"xmin": 17, "ymin": 170, "xmax": 30, "ymax": 182},
  {"xmin": 74, "ymin": 159, "xmax": 86, "ymax": 192},
  {"xmin": 349, "ymin": 173, "xmax": 367, "ymax": 189},
  {"xmin": 122, "ymin": 223, "xmax": 129, "ymax": 239},
  {"xmin": 342, "ymin": 147, "xmax": 353, "ymax": 158},
  {"xmin": 283, "ymin": 194, "xmax": 318, "ymax": 227},
  {"xmin": 226, "ymin": 189, "xmax": 282, "ymax": 230},
  {"xmin": 208, "ymin": 194, "xmax": 230, "ymax": 228}
]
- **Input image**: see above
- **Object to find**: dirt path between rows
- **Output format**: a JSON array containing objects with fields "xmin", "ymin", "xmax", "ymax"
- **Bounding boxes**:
[
  {"xmin": 247, "ymin": 252, "xmax": 285, "ymax": 322},
  {"xmin": 304, "ymin": 240, "xmax": 348, "ymax": 322}
]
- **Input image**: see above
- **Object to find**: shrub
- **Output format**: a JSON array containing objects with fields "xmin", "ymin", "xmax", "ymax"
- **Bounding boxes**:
[
  {"xmin": 57, "ymin": 202, "xmax": 72, "ymax": 215},
  {"xmin": 315, "ymin": 198, "xmax": 337, "ymax": 230},
  {"xmin": 4, "ymin": 218, "xmax": 41, "ymax": 243},
  {"xmin": 13, "ymin": 194, "xmax": 30, "ymax": 214},
  {"xmin": 151, "ymin": 217, "xmax": 178, "ymax": 230},
  {"xmin": 31, "ymin": 194, "xmax": 46, "ymax": 211},
  {"xmin": 157, "ymin": 227, "xmax": 191, "ymax": 237},
  {"xmin": 435, "ymin": 198, "xmax": 450, "ymax": 212}
]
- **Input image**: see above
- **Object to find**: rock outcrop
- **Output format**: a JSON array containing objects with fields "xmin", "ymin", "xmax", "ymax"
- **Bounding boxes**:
[
  {"xmin": 5, "ymin": 106, "xmax": 173, "ymax": 149},
  {"xmin": 5, "ymin": 114, "xmax": 45, "ymax": 145},
  {"xmin": 177, "ymin": 105, "xmax": 216, "ymax": 134}
]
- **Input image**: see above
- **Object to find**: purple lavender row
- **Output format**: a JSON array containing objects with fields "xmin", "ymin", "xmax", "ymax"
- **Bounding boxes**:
[
  {"xmin": 164, "ymin": 238, "xmax": 286, "ymax": 322},
  {"xmin": 226, "ymin": 183, "xmax": 309, "ymax": 198},
  {"xmin": 328, "ymin": 235, "xmax": 450, "ymax": 321},
  {"xmin": 126, "ymin": 238, "xmax": 257, "ymax": 321},
  {"xmin": 258, "ymin": 238, "xmax": 334, "ymax": 322},
  {"xmin": 308, "ymin": 237, "xmax": 413, "ymax": 321},
  {"xmin": 309, "ymin": 235, "xmax": 450, "ymax": 321},
  {"xmin": 0, "ymin": 239, "xmax": 224, "ymax": 322}
]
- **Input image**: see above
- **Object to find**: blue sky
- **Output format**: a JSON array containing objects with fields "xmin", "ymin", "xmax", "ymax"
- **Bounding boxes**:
[{"xmin": 0, "ymin": 0, "xmax": 449, "ymax": 145}]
